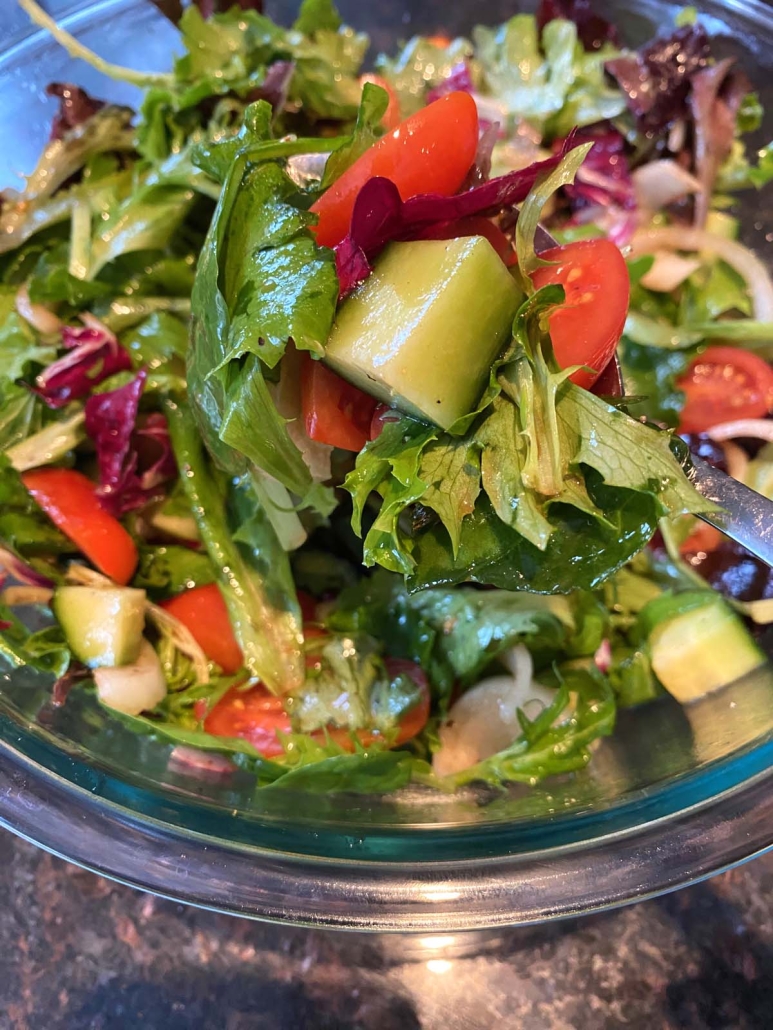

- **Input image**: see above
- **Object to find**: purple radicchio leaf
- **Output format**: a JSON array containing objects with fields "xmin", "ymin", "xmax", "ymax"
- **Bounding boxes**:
[
  {"xmin": 193, "ymin": 0, "xmax": 263, "ymax": 16},
  {"xmin": 334, "ymin": 133, "xmax": 584, "ymax": 297},
  {"xmin": 606, "ymin": 25, "xmax": 710, "ymax": 135},
  {"xmin": 84, "ymin": 370, "xmax": 176, "ymax": 517},
  {"xmin": 536, "ymin": 0, "xmax": 620, "ymax": 52},
  {"xmin": 248, "ymin": 61, "xmax": 295, "ymax": 115},
  {"xmin": 33, "ymin": 320, "xmax": 133, "ymax": 410},
  {"xmin": 689, "ymin": 59, "xmax": 751, "ymax": 228},
  {"xmin": 0, "ymin": 547, "xmax": 55, "ymax": 589},
  {"xmin": 548, "ymin": 127, "xmax": 637, "ymax": 247},
  {"xmin": 427, "ymin": 62, "xmax": 474, "ymax": 105},
  {"xmin": 46, "ymin": 82, "xmax": 106, "ymax": 141}
]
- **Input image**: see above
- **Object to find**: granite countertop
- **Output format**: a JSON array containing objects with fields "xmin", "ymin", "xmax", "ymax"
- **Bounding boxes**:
[{"xmin": 1, "ymin": 828, "xmax": 772, "ymax": 1029}]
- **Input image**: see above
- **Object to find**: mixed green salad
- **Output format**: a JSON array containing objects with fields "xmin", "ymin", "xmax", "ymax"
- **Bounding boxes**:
[{"xmin": 2, "ymin": 0, "xmax": 773, "ymax": 793}]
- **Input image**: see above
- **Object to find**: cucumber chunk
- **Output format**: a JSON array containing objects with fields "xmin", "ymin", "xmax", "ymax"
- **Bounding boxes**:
[
  {"xmin": 644, "ymin": 594, "xmax": 765, "ymax": 703},
  {"xmin": 94, "ymin": 638, "xmax": 167, "ymax": 715},
  {"xmin": 53, "ymin": 585, "xmax": 146, "ymax": 669},
  {"xmin": 324, "ymin": 238, "xmax": 522, "ymax": 430}
]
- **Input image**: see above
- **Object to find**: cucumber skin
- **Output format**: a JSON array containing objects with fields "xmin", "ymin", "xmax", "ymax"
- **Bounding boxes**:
[
  {"xmin": 53, "ymin": 586, "xmax": 146, "ymax": 669},
  {"xmin": 647, "ymin": 597, "xmax": 765, "ymax": 703}
]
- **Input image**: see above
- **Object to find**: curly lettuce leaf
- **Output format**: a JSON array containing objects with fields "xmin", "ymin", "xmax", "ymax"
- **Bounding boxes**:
[{"xmin": 473, "ymin": 16, "xmax": 625, "ymax": 136}]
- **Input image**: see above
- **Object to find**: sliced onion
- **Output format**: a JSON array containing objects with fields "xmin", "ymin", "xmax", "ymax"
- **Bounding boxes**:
[
  {"xmin": 640, "ymin": 251, "xmax": 702, "ymax": 292},
  {"xmin": 707, "ymin": 419, "xmax": 773, "ymax": 443},
  {"xmin": 15, "ymin": 285, "xmax": 62, "ymax": 335},
  {"xmin": 721, "ymin": 440, "xmax": 749, "ymax": 482},
  {"xmin": 1, "ymin": 585, "xmax": 54, "ymax": 606},
  {"xmin": 629, "ymin": 227, "xmax": 773, "ymax": 322},
  {"xmin": 168, "ymin": 746, "xmax": 235, "ymax": 779},
  {"xmin": 632, "ymin": 160, "xmax": 701, "ymax": 211},
  {"xmin": 432, "ymin": 645, "xmax": 557, "ymax": 778},
  {"xmin": 0, "ymin": 547, "xmax": 55, "ymax": 588}
]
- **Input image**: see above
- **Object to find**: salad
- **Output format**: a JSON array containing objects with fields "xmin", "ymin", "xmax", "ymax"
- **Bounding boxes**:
[{"xmin": 1, "ymin": 0, "xmax": 773, "ymax": 794}]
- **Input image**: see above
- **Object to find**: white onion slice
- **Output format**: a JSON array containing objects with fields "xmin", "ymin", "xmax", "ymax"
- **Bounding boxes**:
[
  {"xmin": 640, "ymin": 251, "xmax": 702, "ymax": 292},
  {"xmin": 15, "ymin": 285, "xmax": 62, "ymax": 335},
  {"xmin": 721, "ymin": 440, "xmax": 749, "ymax": 483},
  {"xmin": 707, "ymin": 420, "xmax": 773, "ymax": 443},
  {"xmin": 629, "ymin": 227, "xmax": 773, "ymax": 322},
  {"xmin": 632, "ymin": 160, "xmax": 701, "ymax": 211},
  {"xmin": 432, "ymin": 645, "xmax": 557, "ymax": 777}
]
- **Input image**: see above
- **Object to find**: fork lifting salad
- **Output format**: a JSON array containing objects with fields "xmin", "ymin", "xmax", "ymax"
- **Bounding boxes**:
[{"xmin": 1, "ymin": 0, "xmax": 773, "ymax": 791}]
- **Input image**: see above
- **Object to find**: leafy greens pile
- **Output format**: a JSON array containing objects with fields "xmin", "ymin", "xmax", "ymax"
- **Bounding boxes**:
[{"xmin": 0, "ymin": 0, "xmax": 769, "ymax": 794}]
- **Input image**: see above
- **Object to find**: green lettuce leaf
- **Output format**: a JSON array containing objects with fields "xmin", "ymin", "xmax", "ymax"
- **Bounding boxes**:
[
  {"xmin": 134, "ymin": 545, "xmax": 217, "ymax": 598},
  {"xmin": 166, "ymin": 399, "xmax": 304, "ymax": 694},
  {"xmin": 375, "ymin": 35, "xmax": 473, "ymax": 117},
  {"xmin": 0, "ymin": 608, "xmax": 70, "ymax": 679},
  {"xmin": 473, "ymin": 16, "xmax": 625, "ymax": 136},
  {"xmin": 188, "ymin": 108, "xmax": 337, "ymax": 509},
  {"xmin": 0, "ymin": 288, "xmax": 54, "ymax": 385},
  {"xmin": 444, "ymin": 666, "xmax": 615, "ymax": 789}
]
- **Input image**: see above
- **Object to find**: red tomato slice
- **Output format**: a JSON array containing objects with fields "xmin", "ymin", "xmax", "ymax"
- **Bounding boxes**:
[
  {"xmin": 677, "ymin": 346, "xmax": 773, "ymax": 434},
  {"xmin": 421, "ymin": 215, "xmax": 516, "ymax": 266},
  {"xmin": 21, "ymin": 468, "xmax": 137, "ymax": 585},
  {"xmin": 530, "ymin": 239, "xmax": 630, "ymax": 390},
  {"xmin": 680, "ymin": 521, "xmax": 724, "ymax": 556},
  {"xmin": 358, "ymin": 74, "xmax": 401, "ymax": 131},
  {"xmin": 161, "ymin": 583, "xmax": 243, "ymax": 675},
  {"xmin": 310, "ymin": 91, "xmax": 479, "ymax": 249},
  {"xmin": 202, "ymin": 658, "xmax": 430, "ymax": 759},
  {"xmin": 203, "ymin": 684, "xmax": 291, "ymax": 758},
  {"xmin": 301, "ymin": 353, "xmax": 377, "ymax": 452}
]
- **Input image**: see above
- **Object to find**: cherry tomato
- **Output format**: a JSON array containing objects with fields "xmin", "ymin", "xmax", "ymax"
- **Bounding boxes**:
[
  {"xmin": 161, "ymin": 583, "xmax": 243, "ymax": 675},
  {"xmin": 426, "ymin": 34, "xmax": 452, "ymax": 47},
  {"xmin": 530, "ymin": 239, "xmax": 630, "ymax": 390},
  {"xmin": 677, "ymin": 346, "xmax": 773, "ymax": 434},
  {"xmin": 358, "ymin": 74, "xmax": 401, "ymax": 131},
  {"xmin": 21, "ymin": 468, "xmax": 137, "ymax": 584},
  {"xmin": 679, "ymin": 521, "xmax": 724, "ymax": 557},
  {"xmin": 203, "ymin": 684, "xmax": 291, "ymax": 758},
  {"xmin": 301, "ymin": 353, "xmax": 377, "ymax": 452},
  {"xmin": 201, "ymin": 658, "xmax": 430, "ymax": 758},
  {"xmin": 420, "ymin": 215, "xmax": 516, "ymax": 266},
  {"xmin": 310, "ymin": 91, "xmax": 479, "ymax": 249}
]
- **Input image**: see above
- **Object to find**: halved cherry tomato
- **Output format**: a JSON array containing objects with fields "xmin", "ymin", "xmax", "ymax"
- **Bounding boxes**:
[
  {"xmin": 161, "ymin": 583, "xmax": 243, "ymax": 675},
  {"xmin": 21, "ymin": 468, "xmax": 137, "ymax": 584},
  {"xmin": 358, "ymin": 74, "xmax": 401, "ymax": 130},
  {"xmin": 310, "ymin": 91, "xmax": 479, "ymax": 249},
  {"xmin": 201, "ymin": 657, "xmax": 430, "ymax": 758},
  {"xmin": 420, "ymin": 215, "xmax": 517, "ymax": 267},
  {"xmin": 301, "ymin": 353, "xmax": 377, "ymax": 452},
  {"xmin": 530, "ymin": 239, "xmax": 630, "ymax": 390},
  {"xmin": 677, "ymin": 346, "xmax": 773, "ymax": 434},
  {"xmin": 427, "ymin": 34, "xmax": 452, "ymax": 47},
  {"xmin": 202, "ymin": 685, "xmax": 291, "ymax": 758},
  {"xmin": 679, "ymin": 521, "xmax": 724, "ymax": 557}
]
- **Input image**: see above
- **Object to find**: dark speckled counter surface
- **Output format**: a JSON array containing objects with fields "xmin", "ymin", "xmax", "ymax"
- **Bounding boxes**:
[{"xmin": 2, "ymin": 828, "xmax": 773, "ymax": 1029}]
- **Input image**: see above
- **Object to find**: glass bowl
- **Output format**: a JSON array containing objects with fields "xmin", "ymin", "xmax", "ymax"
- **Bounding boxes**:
[{"xmin": 1, "ymin": 0, "xmax": 773, "ymax": 932}]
